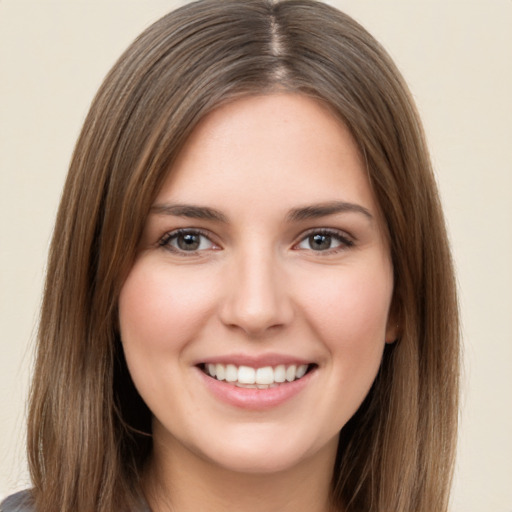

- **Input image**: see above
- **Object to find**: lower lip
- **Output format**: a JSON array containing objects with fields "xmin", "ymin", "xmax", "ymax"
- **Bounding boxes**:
[{"xmin": 196, "ymin": 367, "xmax": 314, "ymax": 410}]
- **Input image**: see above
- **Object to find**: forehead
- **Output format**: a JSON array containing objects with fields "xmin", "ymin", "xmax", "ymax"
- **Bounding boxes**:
[{"xmin": 155, "ymin": 93, "xmax": 376, "ymax": 217}]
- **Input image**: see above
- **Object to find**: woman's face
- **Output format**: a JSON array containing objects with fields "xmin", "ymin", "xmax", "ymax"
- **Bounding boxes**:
[{"xmin": 119, "ymin": 93, "xmax": 396, "ymax": 475}]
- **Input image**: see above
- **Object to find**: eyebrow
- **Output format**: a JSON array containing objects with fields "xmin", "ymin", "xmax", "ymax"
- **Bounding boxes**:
[
  {"xmin": 150, "ymin": 203, "xmax": 229, "ymax": 223},
  {"xmin": 150, "ymin": 200, "xmax": 373, "ymax": 223},
  {"xmin": 286, "ymin": 201, "xmax": 373, "ymax": 222}
]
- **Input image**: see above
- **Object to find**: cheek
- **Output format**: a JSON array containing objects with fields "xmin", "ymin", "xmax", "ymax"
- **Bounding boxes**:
[
  {"xmin": 118, "ymin": 259, "xmax": 215, "ymax": 355},
  {"xmin": 298, "ymin": 258, "xmax": 393, "ymax": 367},
  {"xmin": 117, "ymin": 259, "xmax": 220, "ymax": 416}
]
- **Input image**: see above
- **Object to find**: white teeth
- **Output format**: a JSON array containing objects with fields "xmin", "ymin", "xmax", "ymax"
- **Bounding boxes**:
[
  {"xmin": 285, "ymin": 365, "xmax": 296, "ymax": 382},
  {"xmin": 255, "ymin": 366, "xmax": 274, "ymax": 385},
  {"xmin": 215, "ymin": 364, "xmax": 225, "ymax": 381},
  {"xmin": 296, "ymin": 364, "xmax": 308, "ymax": 378},
  {"xmin": 238, "ymin": 365, "xmax": 256, "ymax": 384},
  {"xmin": 225, "ymin": 364, "xmax": 238, "ymax": 382},
  {"xmin": 274, "ymin": 365, "xmax": 286, "ymax": 383},
  {"xmin": 204, "ymin": 362, "xmax": 311, "ymax": 385},
  {"xmin": 235, "ymin": 382, "xmax": 257, "ymax": 388}
]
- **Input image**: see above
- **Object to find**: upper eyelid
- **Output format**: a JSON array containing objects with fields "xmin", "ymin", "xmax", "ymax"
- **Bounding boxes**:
[
  {"xmin": 296, "ymin": 227, "xmax": 355, "ymax": 242},
  {"xmin": 156, "ymin": 226, "xmax": 355, "ymax": 250},
  {"xmin": 292, "ymin": 227, "xmax": 355, "ymax": 252},
  {"xmin": 158, "ymin": 228, "xmax": 218, "ymax": 248}
]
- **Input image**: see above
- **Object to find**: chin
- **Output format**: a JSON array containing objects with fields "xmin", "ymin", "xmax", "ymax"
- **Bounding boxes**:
[
  {"xmin": 203, "ymin": 449, "xmax": 309, "ymax": 475},
  {"xmin": 189, "ymin": 427, "xmax": 339, "ymax": 475}
]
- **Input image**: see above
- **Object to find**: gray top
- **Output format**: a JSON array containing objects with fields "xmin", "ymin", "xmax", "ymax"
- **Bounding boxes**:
[
  {"xmin": 0, "ymin": 491, "xmax": 33, "ymax": 512},
  {"xmin": 1, "ymin": 490, "xmax": 151, "ymax": 511}
]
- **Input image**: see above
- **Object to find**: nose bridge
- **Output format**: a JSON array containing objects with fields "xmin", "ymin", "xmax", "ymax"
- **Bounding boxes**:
[{"xmin": 220, "ymin": 240, "xmax": 292, "ymax": 336}]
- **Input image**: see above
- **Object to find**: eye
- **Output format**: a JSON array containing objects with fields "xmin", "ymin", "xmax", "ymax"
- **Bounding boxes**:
[
  {"xmin": 295, "ymin": 229, "xmax": 353, "ymax": 252},
  {"xmin": 159, "ymin": 229, "xmax": 217, "ymax": 253}
]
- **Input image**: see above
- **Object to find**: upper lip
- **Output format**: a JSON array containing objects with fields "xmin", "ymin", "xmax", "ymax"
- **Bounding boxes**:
[{"xmin": 195, "ymin": 353, "xmax": 314, "ymax": 368}]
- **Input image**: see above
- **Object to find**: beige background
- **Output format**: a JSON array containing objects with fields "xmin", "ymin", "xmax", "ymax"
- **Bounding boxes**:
[{"xmin": 1, "ymin": 1, "xmax": 511, "ymax": 510}]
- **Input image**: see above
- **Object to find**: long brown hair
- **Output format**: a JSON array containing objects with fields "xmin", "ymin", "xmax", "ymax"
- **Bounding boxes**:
[{"xmin": 27, "ymin": 1, "xmax": 459, "ymax": 510}]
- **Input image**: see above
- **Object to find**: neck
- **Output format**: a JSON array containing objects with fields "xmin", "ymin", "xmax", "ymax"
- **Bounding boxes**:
[{"xmin": 144, "ymin": 435, "xmax": 339, "ymax": 512}]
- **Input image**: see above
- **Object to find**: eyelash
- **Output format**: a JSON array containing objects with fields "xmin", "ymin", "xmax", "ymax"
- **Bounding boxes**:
[
  {"xmin": 158, "ymin": 228, "xmax": 354, "ymax": 255},
  {"xmin": 294, "ymin": 228, "xmax": 354, "ymax": 254},
  {"xmin": 158, "ymin": 228, "xmax": 218, "ymax": 255}
]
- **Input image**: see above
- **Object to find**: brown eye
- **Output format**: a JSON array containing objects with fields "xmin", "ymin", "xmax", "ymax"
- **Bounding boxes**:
[
  {"xmin": 160, "ymin": 230, "xmax": 216, "ymax": 253},
  {"xmin": 308, "ymin": 234, "xmax": 333, "ymax": 251},
  {"xmin": 176, "ymin": 233, "xmax": 201, "ymax": 251},
  {"xmin": 296, "ymin": 230, "xmax": 353, "ymax": 252}
]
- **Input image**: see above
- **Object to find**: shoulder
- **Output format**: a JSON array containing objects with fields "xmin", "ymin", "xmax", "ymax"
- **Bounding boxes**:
[
  {"xmin": 0, "ymin": 491, "xmax": 34, "ymax": 512},
  {"xmin": 1, "ymin": 490, "xmax": 151, "ymax": 512},
  {"xmin": 0, "ymin": 490, "xmax": 151, "ymax": 512}
]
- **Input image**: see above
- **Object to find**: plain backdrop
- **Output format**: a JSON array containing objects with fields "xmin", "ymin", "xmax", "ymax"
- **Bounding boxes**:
[{"xmin": 1, "ymin": 1, "xmax": 511, "ymax": 510}]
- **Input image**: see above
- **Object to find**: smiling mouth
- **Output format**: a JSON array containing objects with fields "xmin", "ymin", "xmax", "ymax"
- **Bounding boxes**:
[{"xmin": 199, "ymin": 363, "xmax": 316, "ymax": 389}]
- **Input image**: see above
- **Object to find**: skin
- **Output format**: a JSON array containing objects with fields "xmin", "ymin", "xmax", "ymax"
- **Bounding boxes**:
[{"xmin": 118, "ymin": 93, "xmax": 397, "ymax": 512}]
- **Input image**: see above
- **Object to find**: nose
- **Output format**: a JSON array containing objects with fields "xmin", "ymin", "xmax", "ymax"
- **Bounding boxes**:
[{"xmin": 218, "ymin": 249, "xmax": 294, "ymax": 337}]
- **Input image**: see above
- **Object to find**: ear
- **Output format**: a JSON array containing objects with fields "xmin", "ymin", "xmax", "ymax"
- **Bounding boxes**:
[
  {"xmin": 384, "ymin": 300, "xmax": 400, "ymax": 344},
  {"xmin": 385, "ymin": 320, "xmax": 399, "ymax": 344}
]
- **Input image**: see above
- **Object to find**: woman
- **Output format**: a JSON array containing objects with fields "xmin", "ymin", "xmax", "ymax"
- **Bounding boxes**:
[{"xmin": 1, "ymin": 0, "xmax": 459, "ymax": 511}]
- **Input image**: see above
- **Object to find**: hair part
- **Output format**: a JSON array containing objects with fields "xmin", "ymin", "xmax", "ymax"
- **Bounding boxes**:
[{"xmin": 27, "ymin": 1, "xmax": 459, "ymax": 511}]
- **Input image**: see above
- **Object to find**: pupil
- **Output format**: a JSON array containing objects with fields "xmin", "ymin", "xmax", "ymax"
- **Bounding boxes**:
[
  {"xmin": 178, "ymin": 233, "xmax": 200, "ymax": 251},
  {"xmin": 310, "ymin": 234, "xmax": 331, "ymax": 250}
]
